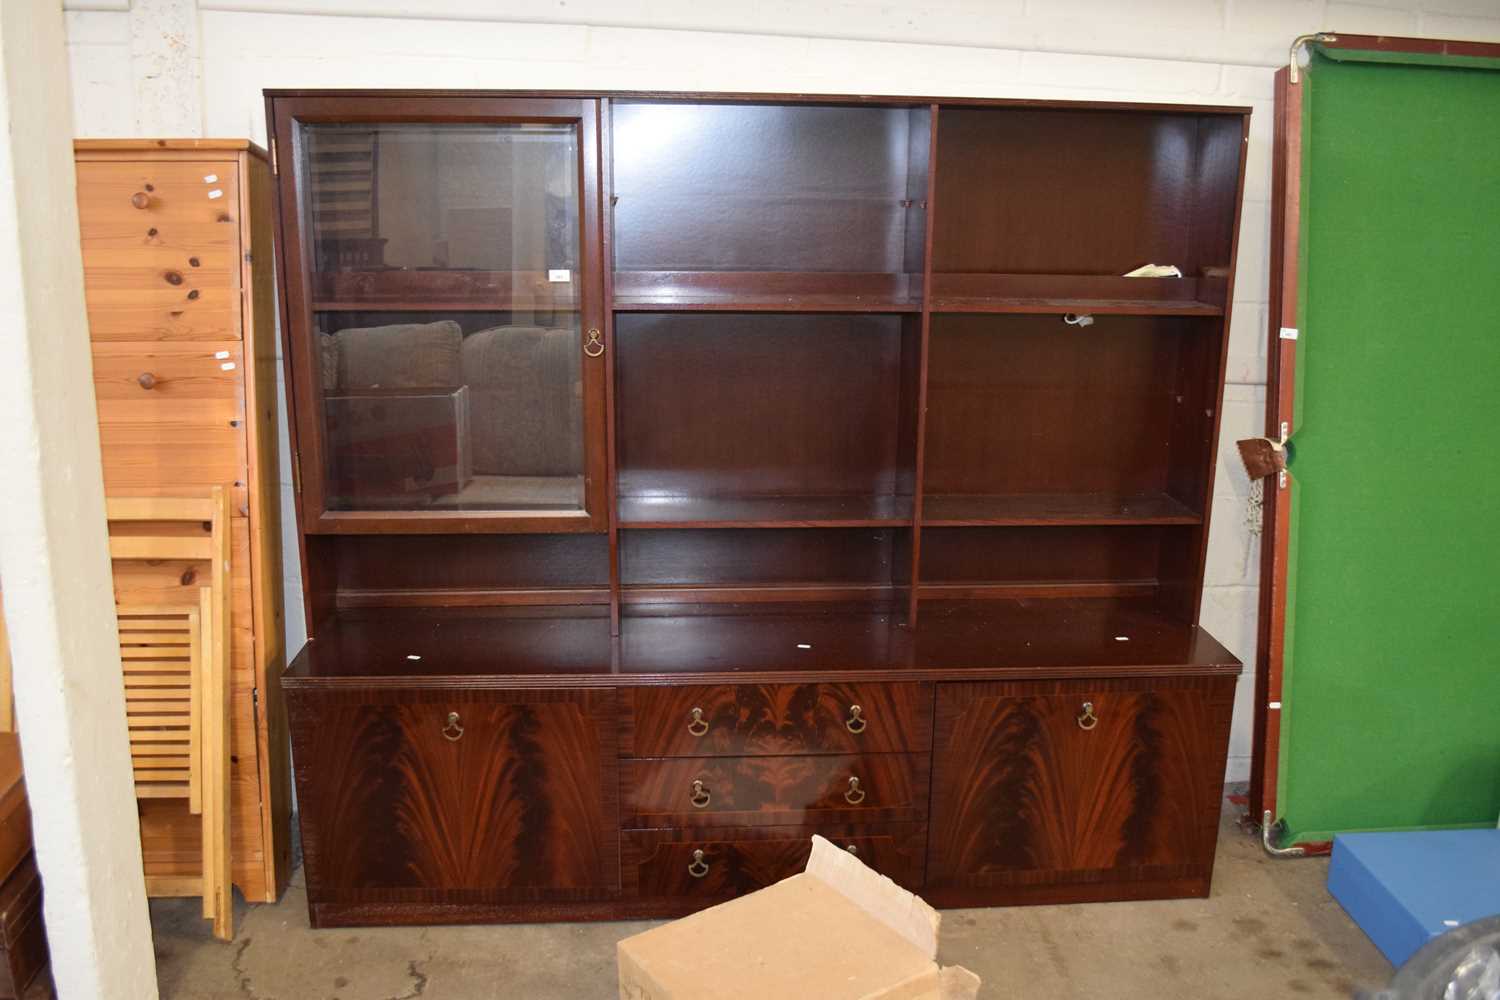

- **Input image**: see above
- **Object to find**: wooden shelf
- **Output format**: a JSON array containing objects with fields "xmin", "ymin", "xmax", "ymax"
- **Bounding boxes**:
[
  {"xmin": 312, "ymin": 269, "xmax": 579, "ymax": 312},
  {"xmin": 921, "ymin": 493, "xmax": 1201, "ymax": 527},
  {"xmin": 284, "ymin": 598, "xmax": 1240, "ymax": 684},
  {"xmin": 929, "ymin": 274, "xmax": 1225, "ymax": 317},
  {"xmin": 619, "ymin": 494, "xmax": 913, "ymax": 529},
  {"xmin": 612, "ymin": 270, "xmax": 922, "ymax": 313}
]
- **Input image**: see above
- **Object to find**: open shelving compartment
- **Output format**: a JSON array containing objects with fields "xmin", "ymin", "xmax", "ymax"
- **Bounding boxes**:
[
  {"xmin": 613, "ymin": 309, "xmax": 919, "ymax": 610},
  {"xmin": 274, "ymin": 91, "xmax": 1250, "ymax": 659},
  {"xmin": 910, "ymin": 102, "xmax": 1245, "ymax": 627},
  {"xmin": 609, "ymin": 99, "xmax": 929, "ymax": 614},
  {"xmin": 610, "ymin": 100, "xmax": 930, "ymax": 312}
]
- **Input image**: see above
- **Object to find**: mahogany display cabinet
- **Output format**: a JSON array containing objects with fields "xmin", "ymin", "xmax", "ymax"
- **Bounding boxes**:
[{"xmin": 266, "ymin": 90, "xmax": 1249, "ymax": 927}]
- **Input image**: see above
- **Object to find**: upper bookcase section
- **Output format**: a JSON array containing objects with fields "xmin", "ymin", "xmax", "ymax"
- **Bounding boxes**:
[
  {"xmin": 610, "ymin": 101, "xmax": 930, "ymax": 312},
  {"xmin": 930, "ymin": 107, "xmax": 1245, "ymax": 315}
]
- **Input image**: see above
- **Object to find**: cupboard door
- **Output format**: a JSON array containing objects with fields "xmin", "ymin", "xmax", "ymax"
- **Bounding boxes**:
[
  {"xmin": 926, "ymin": 678, "xmax": 1233, "ymax": 891},
  {"xmin": 269, "ymin": 96, "xmax": 607, "ymax": 531},
  {"xmin": 289, "ymin": 688, "xmax": 618, "ymax": 899}
]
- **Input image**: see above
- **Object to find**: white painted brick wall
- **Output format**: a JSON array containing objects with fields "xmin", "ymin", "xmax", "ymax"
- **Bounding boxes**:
[{"xmin": 61, "ymin": 0, "xmax": 1500, "ymax": 783}]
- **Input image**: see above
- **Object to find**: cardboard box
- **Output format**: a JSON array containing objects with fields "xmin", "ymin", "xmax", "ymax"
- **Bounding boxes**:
[
  {"xmin": 618, "ymin": 836, "xmax": 980, "ymax": 1000},
  {"xmin": 324, "ymin": 385, "xmax": 473, "ymax": 506}
]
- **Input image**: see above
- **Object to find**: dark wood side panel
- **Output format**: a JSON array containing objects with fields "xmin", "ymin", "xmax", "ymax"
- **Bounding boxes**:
[
  {"xmin": 620, "ymin": 682, "xmax": 933, "ymax": 757},
  {"xmin": 288, "ymin": 687, "xmax": 619, "ymax": 902},
  {"xmin": 926, "ymin": 677, "xmax": 1233, "ymax": 891},
  {"xmin": 621, "ymin": 753, "xmax": 928, "ymax": 827},
  {"xmin": 623, "ymin": 823, "xmax": 926, "ymax": 899}
]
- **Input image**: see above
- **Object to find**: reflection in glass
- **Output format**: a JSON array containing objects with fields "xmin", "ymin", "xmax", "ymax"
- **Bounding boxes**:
[{"xmin": 301, "ymin": 123, "xmax": 585, "ymax": 512}]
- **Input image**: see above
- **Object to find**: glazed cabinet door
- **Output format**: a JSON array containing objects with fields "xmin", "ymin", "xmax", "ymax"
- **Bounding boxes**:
[
  {"xmin": 926, "ymin": 678, "xmax": 1234, "ymax": 899},
  {"xmin": 268, "ymin": 95, "xmax": 608, "ymax": 532},
  {"xmin": 288, "ymin": 688, "xmax": 618, "ymax": 902}
]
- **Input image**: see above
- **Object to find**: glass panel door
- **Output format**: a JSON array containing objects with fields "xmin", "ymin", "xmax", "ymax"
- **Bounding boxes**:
[{"xmin": 287, "ymin": 101, "xmax": 602, "ymax": 525}]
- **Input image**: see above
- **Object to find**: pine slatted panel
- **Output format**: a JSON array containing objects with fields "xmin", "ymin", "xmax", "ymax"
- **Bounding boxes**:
[
  {"xmin": 108, "ymin": 489, "xmax": 233, "ymax": 940},
  {"xmin": 118, "ymin": 607, "xmax": 199, "ymax": 810}
]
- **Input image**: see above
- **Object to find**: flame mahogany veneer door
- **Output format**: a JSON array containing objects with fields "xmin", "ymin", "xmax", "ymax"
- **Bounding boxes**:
[
  {"xmin": 925, "ymin": 677, "xmax": 1234, "ymax": 904},
  {"xmin": 288, "ymin": 687, "xmax": 619, "ymax": 906}
]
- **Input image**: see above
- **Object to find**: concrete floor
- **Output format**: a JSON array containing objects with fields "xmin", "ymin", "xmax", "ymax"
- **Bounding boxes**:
[{"xmin": 142, "ymin": 796, "xmax": 1393, "ymax": 1000}]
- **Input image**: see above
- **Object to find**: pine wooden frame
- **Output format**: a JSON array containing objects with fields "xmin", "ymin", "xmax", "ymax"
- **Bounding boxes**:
[{"xmin": 107, "ymin": 488, "xmax": 233, "ymax": 940}]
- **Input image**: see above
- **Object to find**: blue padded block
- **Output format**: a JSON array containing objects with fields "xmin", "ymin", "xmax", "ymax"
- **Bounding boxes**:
[{"xmin": 1328, "ymin": 829, "xmax": 1500, "ymax": 968}]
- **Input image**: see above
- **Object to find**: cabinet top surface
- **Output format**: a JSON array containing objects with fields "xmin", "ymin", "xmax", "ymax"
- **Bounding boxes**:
[
  {"xmin": 284, "ymin": 598, "xmax": 1241, "ymax": 688},
  {"xmin": 263, "ymin": 88, "xmax": 1250, "ymax": 116},
  {"xmin": 74, "ymin": 138, "xmax": 267, "ymax": 158}
]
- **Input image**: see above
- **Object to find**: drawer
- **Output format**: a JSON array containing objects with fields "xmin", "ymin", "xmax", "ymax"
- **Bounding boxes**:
[
  {"xmin": 623, "ymin": 824, "xmax": 926, "ymax": 899},
  {"xmin": 621, "ymin": 753, "xmax": 928, "ymax": 827},
  {"xmin": 76, "ymin": 160, "xmax": 243, "ymax": 342},
  {"xmin": 621, "ymin": 682, "xmax": 932, "ymax": 757},
  {"xmin": 92, "ymin": 342, "xmax": 245, "ymax": 427}
]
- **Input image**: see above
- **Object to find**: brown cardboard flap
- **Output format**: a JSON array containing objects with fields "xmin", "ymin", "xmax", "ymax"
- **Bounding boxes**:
[
  {"xmin": 617, "ymin": 836, "xmax": 979, "ymax": 1000},
  {"xmin": 805, "ymin": 834, "xmax": 939, "ymax": 958}
]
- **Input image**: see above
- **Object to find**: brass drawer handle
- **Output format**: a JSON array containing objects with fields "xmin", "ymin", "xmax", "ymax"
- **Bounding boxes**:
[
  {"xmin": 1078, "ymin": 701, "xmax": 1098, "ymax": 731},
  {"xmin": 688, "ymin": 849, "xmax": 709, "ymax": 879},
  {"xmin": 584, "ymin": 328, "xmax": 605, "ymax": 358},
  {"xmin": 844, "ymin": 776, "xmax": 866, "ymax": 805},
  {"xmin": 687, "ymin": 707, "xmax": 709, "ymax": 737},
  {"xmin": 689, "ymin": 779, "xmax": 711, "ymax": 809},
  {"xmin": 845, "ymin": 704, "xmax": 866, "ymax": 734},
  {"xmin": 845, "ymin": 844, "xmax": 858, "ymax": 855},
  {"xmin": 137, "ymin": 372, "xmax": 158, "ymax": 390},
  {"xmin": 442, "ymin": 712, "xmax": 464, "ymax": 742}
]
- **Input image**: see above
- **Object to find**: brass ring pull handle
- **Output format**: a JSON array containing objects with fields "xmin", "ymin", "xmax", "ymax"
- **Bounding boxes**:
[
  {"xmin": 687, "ymin": 707, "xmax": 709, "ymax": 737},
  {"xmin": 131, "ymin": 192, "xmax": 151, "ymax": 209},
  {"xmin": 844, "ymin": 776, "xmax": 866, "ymax": 805},
  {"xmin": 845, "ymin": 704, "xmax": 866, "ymax": 734},
  {"xmin": 1077, "ymin": 701, "xmax": 1098, "ymax": 731},
  {"xmin": 137, "ymin": 372, "xmax": 158, "ymax": 390},
  {"xmin": 688, "ymin": 849, "xmax": 710, "ymax": 879},
  {"xmin": 442, "ymin": 711, "xmax": 464, "ymax": 742},
  {"xmin": 689, "ymin": 779, "xmax": 711, "ymax": 809},
  {"xmin": 583, "ymin": 328, "xmax": 605, "ymax": 358}
]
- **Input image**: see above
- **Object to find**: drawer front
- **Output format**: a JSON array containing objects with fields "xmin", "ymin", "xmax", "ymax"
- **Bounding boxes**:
[
  {"xmin": 622, "ymin": 753, "xmax": 928, "ymax": 827},
  {"xmin": 76, "ymin": 160, "xmax": 243, "ymax": 342},
  {"xmin": 621, "ymin": 682, "xmax": 932, "ymax": 757},
  {"xmin": 624, "ymin": 824, "xmax": 926, "ymax": 899},
  {"xmin": 287, "ymin": 687, "xmax": 619, "ymax": 900},
  {"xmin": 92, "ymin": 341, "xmax": 248, "ymax": 495}
]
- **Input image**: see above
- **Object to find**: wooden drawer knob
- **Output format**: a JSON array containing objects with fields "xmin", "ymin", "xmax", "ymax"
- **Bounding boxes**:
[
  {"xmin": 137, "ymin": 372, "xmax": 157, "ymax": 390},
  {"xmin": 164, "ymin": 270, "xmax": 183, "ymax": 286},
  {"xmin": 131, "ymin": 191, "xmax": 151, "ymax": 209}
]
